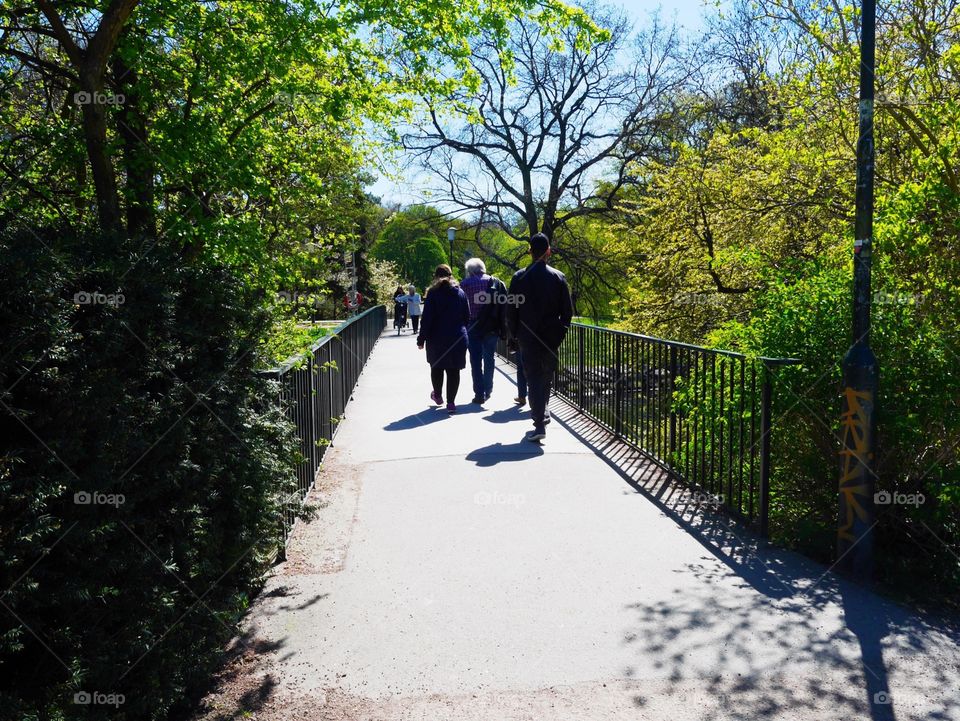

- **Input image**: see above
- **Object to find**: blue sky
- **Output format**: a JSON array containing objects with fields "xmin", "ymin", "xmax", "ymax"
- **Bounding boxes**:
[
  {"xmin": 618, "ymin": 0, "xmax": 712, "ymax": 32},
  {"xmin": 368, "ymin": 0, "xmax": 715, "ymax": 206}
]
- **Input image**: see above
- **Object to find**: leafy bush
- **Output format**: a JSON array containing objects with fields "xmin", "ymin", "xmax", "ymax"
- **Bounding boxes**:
[
  {"xmin": 0, "ymin": 227, "xmax": 298, "ymax": 719},
  {"xmin": 710, "ymin": 245, "xmax": 960, "ymax": 601},
  {"xmin": 262, "ymin": 318, "xmax": 331, "ymax": 367}
]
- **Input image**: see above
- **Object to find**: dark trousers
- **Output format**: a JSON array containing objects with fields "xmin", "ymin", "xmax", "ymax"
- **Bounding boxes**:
[
  {"xmin": 515, "ymin": 350, "xmax": 527, "ymax": 398},
  {"xmin": 430, "ymin": 367, "xmax": 460, "ymax": 402},
  {"xmin": 411, "ymin": 314, "xmax": 420, "ymax": 333},
  {"xmin": 520, "ymin": 345, "xmax": 557, "ymax": 430}
]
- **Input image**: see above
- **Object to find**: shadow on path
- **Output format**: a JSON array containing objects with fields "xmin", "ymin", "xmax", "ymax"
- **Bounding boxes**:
[
  {"xmin": 384, "ymin": 405, "xmax": 484, "ymax": 430},
  {"xmin": 466, "ymin": 441, "xmax": 544, "ymax": 466},
  {"xmin": 482, "ymin": 405, "xmax": 528, "ymax": 424},
  {"xmin": 549, "ymin": 398, "xmax": 959, "ymax": 721}
]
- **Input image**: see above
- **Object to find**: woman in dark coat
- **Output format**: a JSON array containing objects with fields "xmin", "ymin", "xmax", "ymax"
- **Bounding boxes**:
[{"xmin": 416, "ymin": 264, "xmax": 469, "ymax": 412}]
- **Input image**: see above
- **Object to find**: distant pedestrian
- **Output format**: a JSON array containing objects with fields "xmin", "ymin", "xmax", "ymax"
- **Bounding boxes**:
[
  {"xmin": 393, "ymin": 285, "xmax": 408, "ymax": 332},
  {"xmin": 461, "ymin": 258, "xmax": 508, "ymax": 404},
  {"xmin": 506, "ymin": 233, "xmax": 573, "ymax": 441},
  {"xmin": 417, "ymin": 265, "xmax": 469, "ymax": 413},
  {"xmin": 396, "ymin": 284, "xmax": 423, "ymax": 334}
]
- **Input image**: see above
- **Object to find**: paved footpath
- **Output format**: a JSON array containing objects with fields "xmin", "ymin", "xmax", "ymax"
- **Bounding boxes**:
[{"xmin": 195, "ymin": 330, "xmax": 960, "ymax": 721}]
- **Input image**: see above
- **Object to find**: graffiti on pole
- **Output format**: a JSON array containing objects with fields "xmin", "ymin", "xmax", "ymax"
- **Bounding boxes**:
[{"xmin": 838, "ymin": 386, "xmax": 874, "ymax": 544}]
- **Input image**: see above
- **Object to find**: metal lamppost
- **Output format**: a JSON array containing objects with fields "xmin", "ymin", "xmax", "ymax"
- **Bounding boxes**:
[
  {"xmin": 837, "ymin": 0, "xmax": 878, "ymax": 579},
  {"xmin": 447, "ymin": 227, "xmax": 456, "ymax": 268}
]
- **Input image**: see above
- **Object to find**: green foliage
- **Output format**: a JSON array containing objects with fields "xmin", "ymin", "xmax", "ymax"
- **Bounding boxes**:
[
  {"xmin": 262, "ymin": 321, "xmax": 332, "ymax": 367},
  {"xmin": 612, "ymin": 0, "xmax": 960, "ymax": 600},
  {"xmin": 0, "ymin": 228, "xmax": 299, "ymax": 719},
  {"xmin": 371, "ymin": 206, "xmax": 451, "ymax": 289}
]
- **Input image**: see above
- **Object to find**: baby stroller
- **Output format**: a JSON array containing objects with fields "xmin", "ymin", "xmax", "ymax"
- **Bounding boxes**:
[{"xmin": 393, "ymin": 297, "xmax": 408, "ymax": 335}]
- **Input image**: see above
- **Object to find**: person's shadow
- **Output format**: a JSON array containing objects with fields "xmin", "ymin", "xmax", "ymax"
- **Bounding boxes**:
[
  {"xmin": 482, "ymin": 405, "xmax": 528, "ymax": 424},
  {"xmin": 384, "ymin": 406, "xmax": 484, "ymax": 431},
  {"xmin": 466, "ymin": 440, "xmax": 544, "ymax": 466}
]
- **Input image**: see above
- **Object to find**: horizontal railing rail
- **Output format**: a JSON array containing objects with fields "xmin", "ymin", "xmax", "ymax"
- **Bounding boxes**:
[
  {"xmin": 499, "ymin": 322, "xmax": 800, "ymax": 537},
  {"xmin": 261, "ymin": 305, "xmax": 386, "ymax": 554}
]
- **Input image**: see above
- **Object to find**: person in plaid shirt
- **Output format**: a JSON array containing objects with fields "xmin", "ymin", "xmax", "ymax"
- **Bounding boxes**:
[{"xmin": 461, "ymin": 258, "xmax": 507, "ymax": 404}]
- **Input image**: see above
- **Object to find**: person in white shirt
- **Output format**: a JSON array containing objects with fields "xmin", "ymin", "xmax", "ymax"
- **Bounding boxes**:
[{"xmin": 396, "ymin": 284, "xmax": 423, "ymax": 334}]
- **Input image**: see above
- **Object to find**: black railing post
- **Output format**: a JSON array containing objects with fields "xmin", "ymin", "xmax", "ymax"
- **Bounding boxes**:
[
  {"xmin": 614, "ymin": 334, "xmax": 624, "ymax": 437},
  {"xmin": 669, "ymin": 345, "xmax": 678, "ymax": 473},
  {"xmin": 758, "ymin": 361, "xmax": 773, "ymax": 539},
  {"xmin": 577, "ymin": 327, "xmax": 586, "ymax": 409},
  {"xmin": 490, "ymin": 322, "xmax": 798, "ymax": 535},
  {"xmin": 264, "ymin": 305, "xmax": 387, "ymax": 557},
  {"xmin": 308, "ymin": 352, "xmax": 318, "ymax": 477}
]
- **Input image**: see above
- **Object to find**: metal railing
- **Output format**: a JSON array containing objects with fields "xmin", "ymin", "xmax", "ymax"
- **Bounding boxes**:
[
  {"xmin": 262, "ymin": 306, "xmax": 386, "ymax": 552},
  {"xmin": 499, "ymin": 323, "xmax": 799, "ymax": 537}
]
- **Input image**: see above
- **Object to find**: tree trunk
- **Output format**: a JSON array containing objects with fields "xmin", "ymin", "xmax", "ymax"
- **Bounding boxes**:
[
  {"xmin": 78, "ymin": 73, "xmax": 122, "ymax": 233},
  {"xmin": 112, "ymin": 48, "xmax": 155, "ymax": 236}
]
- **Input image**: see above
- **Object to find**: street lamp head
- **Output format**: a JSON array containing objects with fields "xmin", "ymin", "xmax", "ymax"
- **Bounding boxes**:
[{"xmin": 447, "ymin": 227, "xmax": 456, "ymax": 242}]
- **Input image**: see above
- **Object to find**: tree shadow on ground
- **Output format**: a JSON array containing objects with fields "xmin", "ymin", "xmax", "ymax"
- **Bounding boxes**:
[
  {"xmin": 176, "ymin": 623, "xmax": 288, "ymax": 721},
  {"xmin": 551, "ymin": 400, "xmax": 960, "ymax": 721}
]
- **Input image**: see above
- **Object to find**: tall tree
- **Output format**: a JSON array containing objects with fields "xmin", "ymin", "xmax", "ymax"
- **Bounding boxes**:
[{"xmin": 403, "ymin": 5, "xmax": 684, "ymax": 245}]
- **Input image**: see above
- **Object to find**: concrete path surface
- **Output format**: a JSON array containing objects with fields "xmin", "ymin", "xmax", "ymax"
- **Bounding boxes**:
[{"xmin": 194, "ymin": 330, "xmax": 960, "ymax": 721}]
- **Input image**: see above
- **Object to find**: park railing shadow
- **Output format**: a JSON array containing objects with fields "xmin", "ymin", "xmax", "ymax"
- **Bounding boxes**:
[{"xmin": 542, "ymin": 387, "xmax": 960, "ymax": 721}]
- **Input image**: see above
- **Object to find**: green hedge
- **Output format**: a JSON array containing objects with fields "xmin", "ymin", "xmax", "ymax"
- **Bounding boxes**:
[{"xmin": 0, "ymin": 228, "xmax": 298, "ymax": 719}]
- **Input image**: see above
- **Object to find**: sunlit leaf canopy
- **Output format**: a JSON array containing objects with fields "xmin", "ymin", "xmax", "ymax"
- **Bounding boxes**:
[{"xmin": 0, "ymin": 0, "xmax": 604, "ymax": 296}]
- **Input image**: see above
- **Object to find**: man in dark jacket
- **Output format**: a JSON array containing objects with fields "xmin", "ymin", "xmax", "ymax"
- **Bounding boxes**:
[
  {"xmin": 462, "ymin": 257, "xmax": 508, "ymax": 404},
  {"xmin": 506, "ymin": 233, "xmax": 573, "ymax": 441}
]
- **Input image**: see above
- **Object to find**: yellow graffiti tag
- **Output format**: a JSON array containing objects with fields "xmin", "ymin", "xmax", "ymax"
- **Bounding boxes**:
[{"xmin": 838, "ymin": 387, "xmax": 873, "ymax": 543}]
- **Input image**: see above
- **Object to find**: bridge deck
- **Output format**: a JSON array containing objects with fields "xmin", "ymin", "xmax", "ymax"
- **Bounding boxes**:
[{"xmin": 195, "ymin": 330, "xmax": 959, "ymax": 721}]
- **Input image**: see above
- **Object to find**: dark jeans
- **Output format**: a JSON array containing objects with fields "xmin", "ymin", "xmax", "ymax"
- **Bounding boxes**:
[
  {"xmin": 520, "ymin": 345, "xmax": 557, "ymax": 430},
  {"xmin": 430, "ymin": 367, "xmax": 460, "ymax": 403},
  {"xmin": 515, "ymin": 350, "xmax": 527, "ymax": 398},
  {"xmin": 467, "ymin": 329, "xmax": 498, "ymax": 398},
  {"xmin": 411, "ymin": 314, "xmax": 420, "ymax": 333}
]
